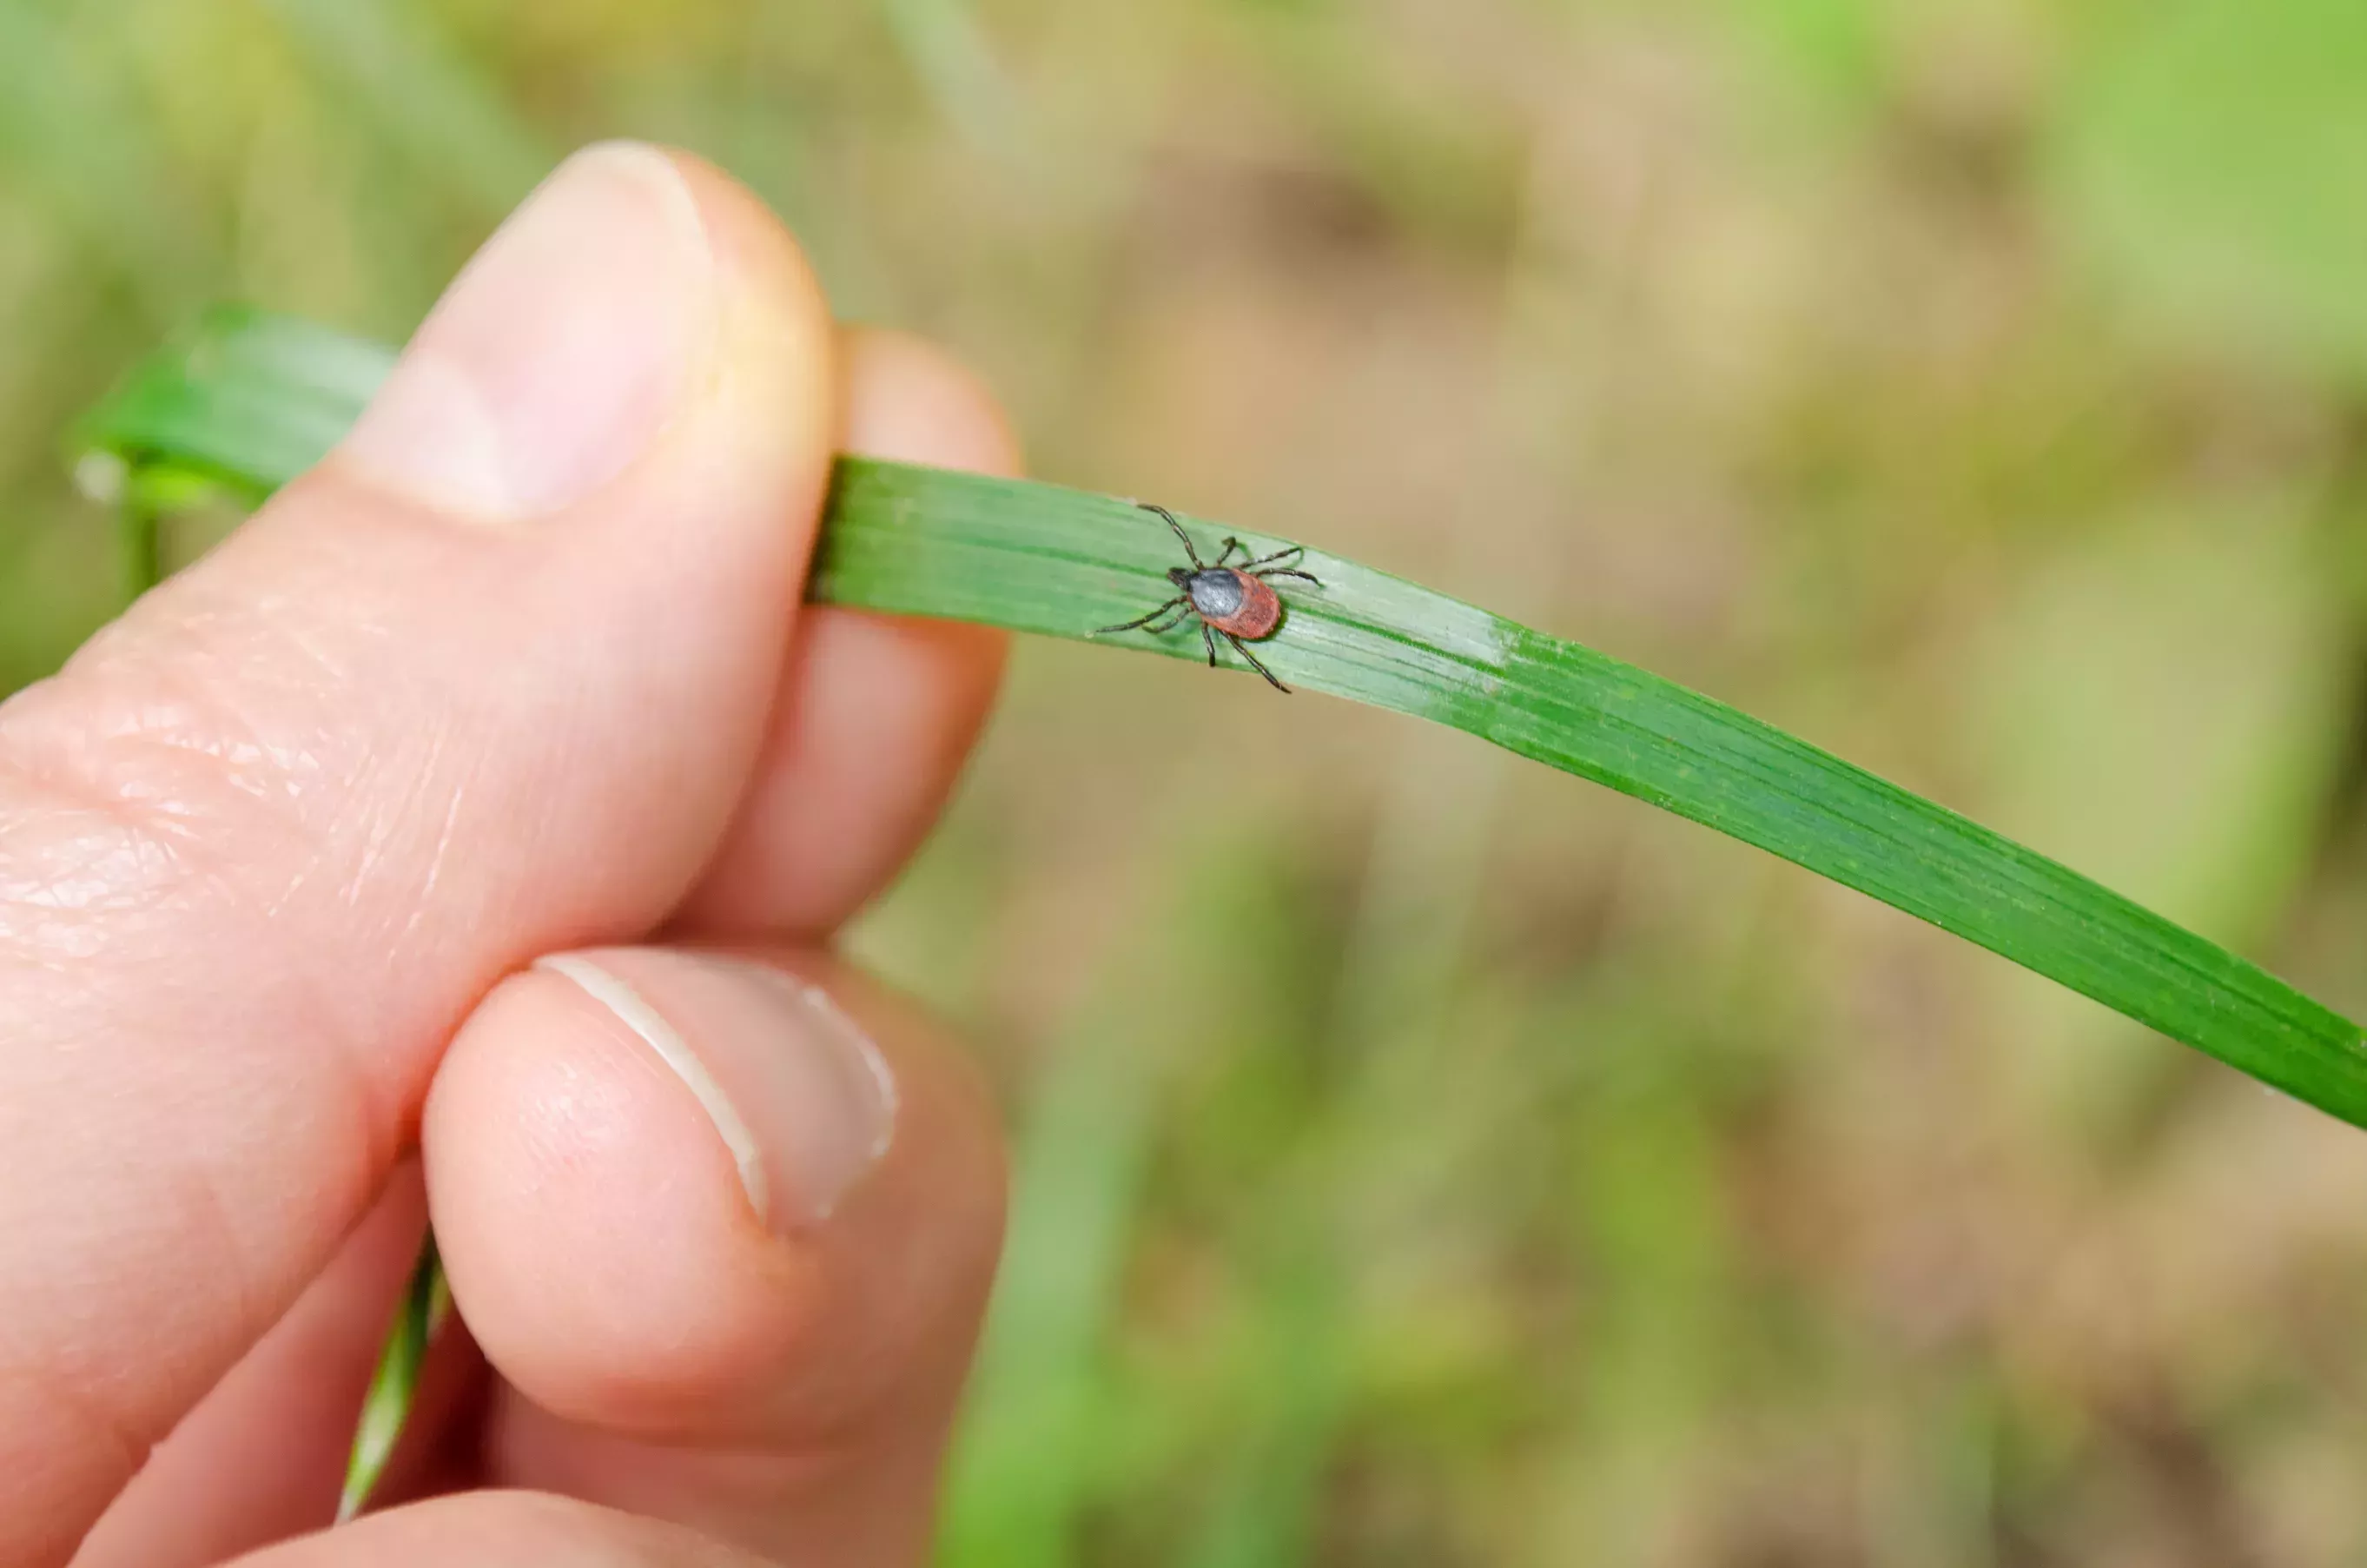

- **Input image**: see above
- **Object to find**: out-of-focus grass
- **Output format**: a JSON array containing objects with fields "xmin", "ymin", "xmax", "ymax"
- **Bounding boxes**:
[{"xmin": 12, "ymin": 2, "xmax": 2367, "ymax": 1562}]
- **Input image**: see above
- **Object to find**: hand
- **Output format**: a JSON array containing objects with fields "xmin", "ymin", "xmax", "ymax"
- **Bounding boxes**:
[{"xmin": 1, "ymin": 144, "xmax": 1013, "ymax": 1568}]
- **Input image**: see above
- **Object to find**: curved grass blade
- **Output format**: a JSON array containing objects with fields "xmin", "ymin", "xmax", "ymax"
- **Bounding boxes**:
[
  {"xmin": 77, "ymin": 306, "xmax": 2367, "ymax": 1517},
  {"xmin": 76, "ymin": 309, "xmax": 2367, "ymax": 1128},
  {"xmin": 820, "ymin": 465, "xmax": 2367, "ymax": 1120}
]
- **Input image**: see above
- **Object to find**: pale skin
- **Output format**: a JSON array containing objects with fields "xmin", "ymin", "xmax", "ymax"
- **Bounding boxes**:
[{"xmin": 1, "ymin": 146, "xmax": 1016, "ymax": 1567}]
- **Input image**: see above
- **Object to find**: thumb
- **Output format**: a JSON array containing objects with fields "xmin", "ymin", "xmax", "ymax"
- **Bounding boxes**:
[{"xmin": 0, "ymin": 144, "xmax": 834, "ymax": 1565}]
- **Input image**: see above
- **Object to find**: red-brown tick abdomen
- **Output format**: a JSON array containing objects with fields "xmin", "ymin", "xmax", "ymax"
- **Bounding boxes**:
[{"xmin": 1207, "ymin": 571, "xmax": 1283, "ymax": 639}]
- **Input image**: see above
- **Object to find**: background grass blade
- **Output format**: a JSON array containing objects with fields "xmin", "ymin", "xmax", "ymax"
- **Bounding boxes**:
[
  {"xmin": 75, "ymin": 308, "xmax": 2367, "ymax": 1129},
  {"xmin": 937, "ymin": 951, "xmax": 1174, "ymax": 1568}
]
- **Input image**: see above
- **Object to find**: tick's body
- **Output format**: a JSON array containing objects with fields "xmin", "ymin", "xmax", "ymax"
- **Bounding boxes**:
[
  {"xmin": 1180, "ymin": 566, "xmax": 1282, "ymax": 639},
  {"xmin": 1095, "ymin": 505, "xmax": 1321, "ymax": 691}
]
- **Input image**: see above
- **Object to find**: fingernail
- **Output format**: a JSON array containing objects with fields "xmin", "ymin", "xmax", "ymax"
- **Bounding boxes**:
[
  {"xmin": 536, "ymin": 950, "xmax": 898, "ymax": 1229},
  {"xmin": 339, "ymin": 142, "xmax": 716, "ymax": 522}
]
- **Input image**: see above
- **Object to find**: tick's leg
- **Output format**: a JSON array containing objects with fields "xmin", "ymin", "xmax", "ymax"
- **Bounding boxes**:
[
  {"xmin": 1095, "ymin": 596, "xmax": 1187, "ymax": 635},
  {"xmin": 1254, "ymin": 568, "xmax": 1323, "ymax": 587},
  {"xmin": 1202, "ymin": 621, "xmax": 1220, "ymax": 668},
  {"xmin": 1141, "ymin": 604, "xmax": 1194, "ymax": 635},
  {"xmin": 1244, "ymin": 544, "xmax": 1304, "ymax": 570},
  {"xmin": 1227, "ymin": 633, "xmax": 1292, "ymax": 693},
  {"xmin": 1139, "ymin": 503, "xmax": 1204, "ymax": 570},
  {"xmin": 1214, "ymin": 536, "xmax": 1246, "ymax": 567}
]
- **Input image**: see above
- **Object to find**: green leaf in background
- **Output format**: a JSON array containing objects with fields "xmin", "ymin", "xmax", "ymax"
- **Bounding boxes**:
[
  {"xmin": 0, "ymin": 0, "xmax": 213, "ymax": 319},
  {"xmin": 2050, "ymin": 0, "xmax": 2367, "ymax": 380},
  {"xmin": 75, "ymin": 307, "xmax": 2367, "ymax": 1133},
  {"xmin": 256, "ymin": 0, "xmax": 552, "ymax": 217},
  {"xmin": 938, "ymin": 969, "xmax": 1173, "ymax": 1568}
]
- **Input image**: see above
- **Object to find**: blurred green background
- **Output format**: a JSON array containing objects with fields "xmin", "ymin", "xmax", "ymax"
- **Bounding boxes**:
[{"xmin": 12, "ymin": 0, "xmax": 2367, "ymax": 1561}]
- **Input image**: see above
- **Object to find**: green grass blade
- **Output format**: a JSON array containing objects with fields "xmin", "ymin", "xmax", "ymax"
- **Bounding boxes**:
[
  {"xmin": 338, "ymin": 1233, "xmax": 448, "ymax": 1523},
  {"xmin": 73, "ymin": 306, "xmax": 397, "ymax": 507},
  {"xmin": 938, "ymin": 996, "xmax": 1167, "ymax": 1568},
  {"xmin": 879, "ymin": 0, "xmax": 1024, "ymax": 160},
  {"xmin": 1177, "ymin": 1262, "xmax": 1348, "ymax": 1568},
  {"xmin": 0, "ymin": 1, "xmax": 213, "ymax": 317},
  {"xmin": 256, "ymin": 0, "xmax": 552, "ymax": 216},
  {"xmin": 74, "ymin": 308, "xmax": 2367, "ymax": 1128}
]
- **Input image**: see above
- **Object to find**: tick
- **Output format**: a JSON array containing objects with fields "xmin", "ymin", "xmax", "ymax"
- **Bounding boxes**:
[{"xmin": 1094, "ymin": 503, "xmax": 1323, "ymax": 692}]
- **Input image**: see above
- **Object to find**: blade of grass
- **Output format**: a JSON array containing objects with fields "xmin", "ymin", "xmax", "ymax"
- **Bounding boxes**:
[
  {"xmin": 0, "ymin": 0, "xmax": 213, "ymax": 317},
  {"xmin": 879, "ymin": 0, "xmax": 1024, "ymax": 162},
  {"xmin": 338, "ymin": 1232, "xmax": 449, "ymax": 1523},
  {"xmin": 1179, "ymin": 1264, "xmax": 1347, "ymax": 1568},
  {"xmin": 938, "ymin": 977, "xmax": 1171, "ymax": 1568},
  {"xmin": 75, "ymin": 307, "xmax": 2367, "ymax": 1130}
]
